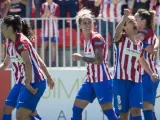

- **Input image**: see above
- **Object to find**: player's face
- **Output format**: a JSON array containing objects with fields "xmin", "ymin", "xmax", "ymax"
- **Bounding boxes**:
[
  {"xmin": 124, "ymin": 17, "xmax": 138, "ymax": 36},
  {"xmin": 79, "ymin": 17, "xmax": 93, "ymax": 34},
  {"xmin": 1, "ymin": 23, "xmax": 10, "ymax": 39},
  {"xmin": 134, "ymin": 13, "xmax": 144, "ymax": 30}
]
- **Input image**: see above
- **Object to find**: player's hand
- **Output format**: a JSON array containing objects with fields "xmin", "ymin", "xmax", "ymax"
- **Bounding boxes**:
[
  {"xmin": 124, "ymin": 9, "xmax": 130, "ymax": 18},
  {"xmin": 25, "ymin": 80, "xmax": 38, "ymax": 94},
  {"xmin": 113, "ymin": 0, "xmax": 119, "ymax": 4},
  {"xmin": 134, "ymin": 33, "xmax": 145, "ymax": 41},
  {"xmin": 47, "ymin": 77, "xmax": 55, "ymax": 89},
  {"xmin": 72, "ymin": 53, "xmax": 83, "ymax": 61},
  {"xmin": 151, "ymin": 73, "xmax": 159, "ymax": 82}
]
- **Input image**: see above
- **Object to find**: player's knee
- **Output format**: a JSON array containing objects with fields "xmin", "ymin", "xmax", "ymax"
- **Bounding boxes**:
[
  {"xmin": 2, "ymin": 105, "xmax": 14, "ymax": 114},
  {"xmin": 143, "ymin": 101, "xmax": 153, "ymax": 110},
  {"xmin": 100, "ymin": 102, "xmax": 113, "ymax": 110},
  {"xmin": 130, "ymin": 107, "xmax": 141, "ymax": 116},
  {"xmin": 120, "ymin": 113, "xmax": 128, "ymax": 120}
]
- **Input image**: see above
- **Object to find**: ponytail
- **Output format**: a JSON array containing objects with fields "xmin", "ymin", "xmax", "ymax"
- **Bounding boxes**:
[
  {"xmin": 149, "ymin": 10, "xmax": 156, "ymax": 30},
  {"xmin": 21, "ymin": 20, "xmax": 34, "ymax": 42}
]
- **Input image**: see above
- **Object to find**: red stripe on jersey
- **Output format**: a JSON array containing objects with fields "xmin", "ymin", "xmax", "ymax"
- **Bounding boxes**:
[
  {"xmin": 13, "ymin": 63, "xmax": 18, "ymax": 81},
  {"xmin": 97, "ymin": 65, "xmax": 100, "ymax": 82},
  {"xmin": 119, "ymin": 40, "xmax": 125, "ymax": 79},
  {"xmin": 87, "ymin": 65, "xmax": 91, "ymax": 82},
  {"xmin": 107, "ymin": 4, "xmax": 110, "ymax": 20},
  {"xmin": 91, "ymin": 64, "xmax": 95, "ymax": 82},
  {"xmin": 114, "ymin": 4, "xmax": 117, "ymax": 21}
]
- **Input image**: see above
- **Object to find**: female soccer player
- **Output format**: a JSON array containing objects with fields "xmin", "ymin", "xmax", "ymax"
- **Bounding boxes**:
[
  {"xmin": 113, "ymin": 9, "xmax": 158, "ymax": 120},
  {"xmin": 134, "ymin": 9, "xmax": 160, "ymax": 120},
  {"xmin": 1, "ymin": 15, "xmax": 54, "ymax": 120},
  {"xmin": 71, "ymin": 8, "xmax": 117, "ymax": 120}
]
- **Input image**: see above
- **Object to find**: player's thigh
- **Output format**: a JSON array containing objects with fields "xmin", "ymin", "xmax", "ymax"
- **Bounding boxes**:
[
  {"xmin": 113, "ymin": 79, "xmax": 130, "ymax": 114},
  {"xmin": 75, "ymin": 81, "xmax": 96, "ymax": 108},
  {"xmin": 92, "ymin": 80, "xmax": 113, "ymax": 110},
  {"xmin": 2, "ymin": 104, "xmax": 14, "ymax": 114},
  {"xmin": 130, "ymin": 83, "xmax": 143, "ymax": 111},
  {"xmin": 16, "ymin": 107, "xmax": 32, "ymax": 120},
  {"xmin": 4, "ymin": 84, "xmax": 23, "ymax": 111},
  {"xmin": 142, "ymin": 73, "xmax": 155, "ymax": 104}
]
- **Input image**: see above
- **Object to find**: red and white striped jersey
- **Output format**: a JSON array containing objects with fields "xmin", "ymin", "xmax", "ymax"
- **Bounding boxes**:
[
  {"xmin": 7, "ymin": 33, "xmax": 45, "ymax": 84},
  {"xmin": 141, "ymin": 29, "xmax": 158, "ymax": 75},
  {"xmin": 99, "ymin": 0, "xmax": 126, "ymax": 22},
  {"xmin": 114, "ymin": 34, "xmax": 144, "ymax": 83},
  {"xmin": 41, "ymin": 2, "xmax": 59, "ymax": 37},
  {"xmin": 84, "ymin": 32, "xmax": 112, "ymax": 82}
]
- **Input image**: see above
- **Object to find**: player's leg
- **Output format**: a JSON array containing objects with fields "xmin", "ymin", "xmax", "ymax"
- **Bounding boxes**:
[
  {"xmin": 130, "ymin": 82, "xmax": 143, "ymax": 120},
  {"xmin": 41, "ymin": 37, "xmax": 49, "ymax": 62},
  {"xmin": 2, "ymin": 84, "xmax": 23, "ymax": 120},
  {"xmin": 142, "ymin": 73, "xmax": 155, "ymax": 120},
  {"xmin": 51, "ymin": 37, "xmax": 56, "ymax": 66},
  {"xmin": 30, "ymin": 110, "xmax": 41, "ymax": 120},
  {"xmin": 16, "ymin": 80, "xmax": 46, "ymax": 120},
  {"xmin": 71, "ymin": 81, "xmax": 96, "ymax": 120},
  {"xmin": 113, "ymin": 79, "xmax": 130, "ymax": 120},
  {"xmin": 152, "ymin": 80, "xmax": 159, "ymax": 120},
  {"xmin": 93, "ymin": 80, "xmax": 117, "ymax": 120}
]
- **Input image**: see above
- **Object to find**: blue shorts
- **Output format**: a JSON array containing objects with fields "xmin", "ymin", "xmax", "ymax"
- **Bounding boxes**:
[
  {"xmin": 5, "ymin": 84, "xmax": 24, "ymax": 107},
  {"xmin": 113, "ymin": 79, "xmax": 143, "ymax": 113},
  {"xmin": 142, "ymin": 73, "xmax": 160, "ymax": 105},
  {"xmin": 44, "ymin": 37, "xmax": 56, "ymax": 42},
  {"xmin": 76, "ymin": 80, "xmax": 113, "ymax": 104},
  {"xmin": 16, "ymin": 80, "xmax": 46, "ymax": 112}
]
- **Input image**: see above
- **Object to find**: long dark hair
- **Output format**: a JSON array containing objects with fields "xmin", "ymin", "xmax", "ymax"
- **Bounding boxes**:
[
  {"xmin": 2, "ymin": 15, "xmax": 34, "ymax": 41},
  {"xmin": 137, "ymin": 9, "xmax": 156, "ymax": 30}
]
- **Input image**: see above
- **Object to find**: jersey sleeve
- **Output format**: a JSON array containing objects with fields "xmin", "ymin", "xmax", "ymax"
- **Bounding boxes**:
[
  {"xmin": 92, "ymin": 37, "xmax": 105, "ymax": 49},
  {"xmin": 142, "ymin": 41, "xmax": 149, "ymax": 49},
  {"xmin": 16, "ymin": 40, "xmax": 29, "ymax": 55}
]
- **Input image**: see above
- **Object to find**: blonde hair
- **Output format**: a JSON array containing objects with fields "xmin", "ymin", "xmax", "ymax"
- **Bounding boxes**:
[{"xmin": 76, "ymin": 8, "xmax": 93, "ymax": 26}]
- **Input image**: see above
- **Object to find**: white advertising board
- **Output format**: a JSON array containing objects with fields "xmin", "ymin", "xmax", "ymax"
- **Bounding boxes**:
[{"xmin": 11, "ymin": 67, "xmax": 160, "ymax": 120}]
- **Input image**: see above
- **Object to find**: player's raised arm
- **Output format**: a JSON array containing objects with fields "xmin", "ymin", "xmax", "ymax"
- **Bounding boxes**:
[
  {"xmin": 114, "ymin": 9, "xmax": 130, "ymax": 42},
  {"xmin": 0, "ymin": 55, "xmax": 10, "ymax": 72}
]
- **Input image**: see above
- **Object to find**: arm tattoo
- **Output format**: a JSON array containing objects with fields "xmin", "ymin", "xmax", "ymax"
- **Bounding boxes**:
[{"xmin": 82, "ymin": 48, "xmax": 104, "ymax": 64}]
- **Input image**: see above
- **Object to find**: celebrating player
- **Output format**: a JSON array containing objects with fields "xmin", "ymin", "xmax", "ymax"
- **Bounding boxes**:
[
  {"xmin": 1, "ymin": 15, "xmax": 54, "ymax": 120},
  {"xmin": 113, "ymin": 9, "xmax": 158, "ymax": 120},
  {"xmin": 135, "ymin": 9, "xmax": 160, "ymax": 120},
  {"xmin": 71, "ymin": 8, "xmax": 117, "ymax": 120}
]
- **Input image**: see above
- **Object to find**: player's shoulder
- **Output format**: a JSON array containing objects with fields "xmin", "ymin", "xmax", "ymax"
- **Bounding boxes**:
[
  {"xmin": 16, "ymin": 33, "xmax": 29, "ymax": 47},
  {"xmin": 92, "ymin": 32, "xmax": 104, "ymax": 41},
  {"xmin": 52, "ymin": 2, "xmax": 59, "ymax": 7}
]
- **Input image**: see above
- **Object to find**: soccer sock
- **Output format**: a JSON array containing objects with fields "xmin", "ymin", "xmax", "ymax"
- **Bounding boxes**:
[
  {"xmin": 103, "ymin": 109, "xmax": 117, "ymax": 120},
  {"xmin": 2, "ymin": 114, "xmax": 11, "ymax": 120},
  {"xmin": 30, "ymin": 116, "xmax": 35, "ymax": 120},
  {"xmin": 153, "ymin": 111, "xmax": 157, "ymax": 120},
  {"xmin": 71, "ymin": 106, "xmax": 83, "ymax": 120},
  {"xmin": 143, "ymin": 110, "xmax": 153, "ymax": 120},
  {"xmin": 132, "ymin": 116, "xmax": 142, "ymax": 120},
  {"xmin": 30, "ymin": 114, "xmax": 41, "ymax": 120}
]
